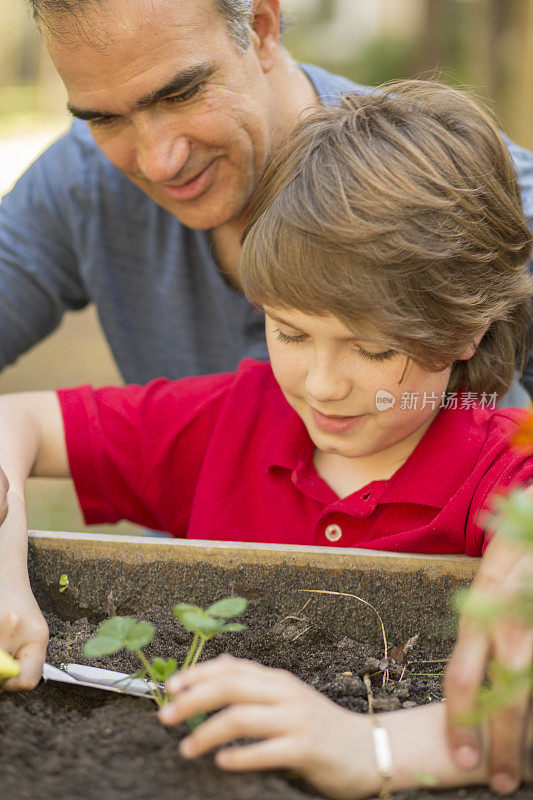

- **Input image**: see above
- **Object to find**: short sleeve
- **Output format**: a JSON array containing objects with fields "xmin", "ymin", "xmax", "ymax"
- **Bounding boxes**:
[{"xmin": 57, "ymin": 372, "xmax": 234, "ymax": 534}]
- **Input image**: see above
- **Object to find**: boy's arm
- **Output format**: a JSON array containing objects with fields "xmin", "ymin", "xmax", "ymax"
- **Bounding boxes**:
[
  {"xmin": 0, "ymin": 392, "xmax": 69, "ymax": 691},
  {"xmin": 159, "ymin": 655, "xmax": 502, "ymax": 799},
  {"xmin": 445, "ymin": 483, "xmax": 533, "ymax": 794}
]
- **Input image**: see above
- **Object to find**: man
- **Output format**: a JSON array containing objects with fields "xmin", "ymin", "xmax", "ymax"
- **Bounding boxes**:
[{"xmin": 0, "ymin": 0, "xmax": 531, "ymax": 793}]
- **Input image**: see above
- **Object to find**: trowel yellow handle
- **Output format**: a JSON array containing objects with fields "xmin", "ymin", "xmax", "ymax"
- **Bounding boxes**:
[{"xmin": 0, "ymin": 646, "xmax": 20, "ymax": 681}]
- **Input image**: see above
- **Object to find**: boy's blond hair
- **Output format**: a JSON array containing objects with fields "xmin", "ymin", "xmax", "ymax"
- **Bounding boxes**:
[{"xmin": 241, "ymin": 80, "xmax": 533, "ymax": 395}]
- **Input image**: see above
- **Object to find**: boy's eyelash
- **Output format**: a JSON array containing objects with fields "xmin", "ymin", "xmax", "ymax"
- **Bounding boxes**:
[
  {"xmin": 275, "ymin": 329, "xmax": 306, "ymax": 344},
  {"xmin": 89, "ymin": 84, "xmax": 203, "ymax": 127},
  {"xmin": 356, "ymin": 347, "xmax": 397, "ymax": 362},
  {"xmin": 274, "ymin": 329, "xmax": 396, "ymax": 361}
]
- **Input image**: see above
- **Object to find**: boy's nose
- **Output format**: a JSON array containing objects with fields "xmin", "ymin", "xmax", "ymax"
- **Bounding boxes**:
[{"xmin": 305, "ymin": 361, "xmax": 352, "ymax": 404}]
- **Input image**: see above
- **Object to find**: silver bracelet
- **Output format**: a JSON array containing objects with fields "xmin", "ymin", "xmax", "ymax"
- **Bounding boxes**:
[{"xmin": 371, "ymin": 718, "xmax": 393, "ymax": 799}]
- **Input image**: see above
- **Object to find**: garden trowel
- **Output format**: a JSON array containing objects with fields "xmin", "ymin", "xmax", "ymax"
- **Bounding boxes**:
[{"xmin": 42, "ymin": 662, "xmax": 161, "ymax": 701}]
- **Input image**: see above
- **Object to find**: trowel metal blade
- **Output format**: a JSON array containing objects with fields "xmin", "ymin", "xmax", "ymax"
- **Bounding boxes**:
[{"xmin": 42, "ymin": 662, "xmax": 160, "ymax": 700}]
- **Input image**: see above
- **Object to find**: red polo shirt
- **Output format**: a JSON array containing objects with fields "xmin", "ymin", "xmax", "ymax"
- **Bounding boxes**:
[{"xmin": 57, "ymin": 359, "xmax": 533, "ymax": 556}]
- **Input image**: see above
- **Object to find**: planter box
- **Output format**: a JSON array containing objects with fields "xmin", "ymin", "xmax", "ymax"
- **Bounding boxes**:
[
  {"xmin": 4, "ymin": 531, "xmax": 519, "ymax": 800},
  {"xmin": 29, "ymin": 531, "xmax": 479, "ymax": 646}
]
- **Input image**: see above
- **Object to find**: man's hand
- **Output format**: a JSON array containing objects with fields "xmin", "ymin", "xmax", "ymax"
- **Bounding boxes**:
[
  {"xmin": 0, "ymin": 578, "xmax": 49, "ymax": 692},
  {"xmin": 0, "ymin": 466, "xmax": 8, "ymax": 526},
  {"xmin": 444, "ymin": 533, "xmax": 533, "ymax": 794}
]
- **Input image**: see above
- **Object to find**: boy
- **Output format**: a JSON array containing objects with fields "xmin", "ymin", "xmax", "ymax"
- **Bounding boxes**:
[{"xmin": 0, "ymin": 79, "xmax": 531, "ymax": 729}]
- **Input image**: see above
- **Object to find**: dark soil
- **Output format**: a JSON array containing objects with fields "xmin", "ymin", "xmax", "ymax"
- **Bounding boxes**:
[{"xmin": 0, "ymin": 603, "xmax": 530, "ymax": 800}]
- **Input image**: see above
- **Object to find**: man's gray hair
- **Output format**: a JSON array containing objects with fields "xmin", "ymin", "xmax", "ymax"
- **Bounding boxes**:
[
  {"xmin": 28, "ymin": 0, "xmax": 257, "ymax": 51},
  {"xmin": 217, "ymin": 0, "xmax": 255, "ymax": 51}
]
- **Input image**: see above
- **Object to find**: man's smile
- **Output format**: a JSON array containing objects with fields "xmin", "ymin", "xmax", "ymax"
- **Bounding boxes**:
[{"xmin": 157, "ymin": 160, "xmax": 218, "ymax": 202}]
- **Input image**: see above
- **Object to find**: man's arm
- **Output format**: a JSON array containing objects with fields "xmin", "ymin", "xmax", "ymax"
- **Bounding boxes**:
[
  {"xmin": 0, "ymin": 129, "xmax": 89, "ymax": 372},
  {"xmin": 445, "ymin": 483, "xmax": 533, "ymax": 794},
  {"xmin": 0, "ymin": 392, "xmax": 70, "ymax": 691}
]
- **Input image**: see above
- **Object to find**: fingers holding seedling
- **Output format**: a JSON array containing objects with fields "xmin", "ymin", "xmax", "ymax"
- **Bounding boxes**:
[{"xmin": 161, "ymin": 655, "xmax": 377, "ymax": 800}]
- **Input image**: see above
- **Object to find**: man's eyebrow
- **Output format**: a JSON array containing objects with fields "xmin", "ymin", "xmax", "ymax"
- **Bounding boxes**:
[{"xmin": 67, "ymin": 63, "xmax": 216, "ymax": 121}]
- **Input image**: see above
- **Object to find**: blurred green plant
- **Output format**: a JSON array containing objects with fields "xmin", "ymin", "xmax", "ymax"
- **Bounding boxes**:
[{"xmin": 454, "ymin": 413, "xmax": 533, "ymax": 723}]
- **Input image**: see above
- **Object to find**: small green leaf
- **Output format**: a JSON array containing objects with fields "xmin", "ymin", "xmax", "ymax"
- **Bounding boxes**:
[
  {"xmin": 172, "ymin": 604, "xmax": 202, "ymax": 623},
  {"xmin": 150, "ymin": 658, "xmax": 177, "ymax": 682},
  {"xmin": 83, "ymin": 616, "xmax": 155, "ymax": 659},
  {"xmin": 220, "ymin": 622, "xmax": 246, "ymax": 633},
  {"xmin": 179, "ymin": 610, "xmax": 224, "ymax": 636},
  {"xmin": 83, "ymin": 634, "xmax": 124, "ymax": 658},
  {"xmin": 207, "ymin": 597, "xmax": 248, "ymax": 619},
  {"xmin": 59, "ymin": 574, "xmax": 69, "ymax": 593}
]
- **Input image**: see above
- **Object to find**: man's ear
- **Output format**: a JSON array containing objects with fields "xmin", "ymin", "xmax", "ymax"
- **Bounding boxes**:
[
  {"xmin": 250, "ymin": 0, "xmax": 281, "ymax": 72},
  {"xmin": 458, "ymin": 327, "xmax": 489, "ymax": 361}
]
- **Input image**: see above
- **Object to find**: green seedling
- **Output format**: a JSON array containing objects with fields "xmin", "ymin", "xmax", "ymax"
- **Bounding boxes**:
[
  {"xmin": 0, "ymin": 646, "xmax": 20, "ymax": 682},
  {"xmin": 173, "ymin": 596, "xmax": 247, "ymax": 729},
  {"xmin": 82, "ymin": 597, "xmax": 248, "ymax": 711},
  {"xmin": 173, "ymin": 596, "xmax": 248, "ymax": 669},
  {"xmin": 454, "ymin": 484, "xmax": 533, "ymax": 726},
  {"xmin": 83, "ymin": 616, "xmax": 172, "ymax": 707},
  {"xmin": 59, "ymin": 574, "xmax": 69, "ymax": 593}
]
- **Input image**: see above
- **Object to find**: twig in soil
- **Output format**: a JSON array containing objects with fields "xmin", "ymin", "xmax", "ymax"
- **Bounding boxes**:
[
  {"xmin": 299, "ymin": 588, "xmax": 389, "ymax": 683},
  {"xmin": 291, "ymin": 626, "xmax": 311, "ymax": 642},
  {"xmin": 408, "ymin": 672, "xmax": 444, "ymax": 678},
  {"xmin": 278, "ymin": 597, "xmax": 312, "ymax": 625}
]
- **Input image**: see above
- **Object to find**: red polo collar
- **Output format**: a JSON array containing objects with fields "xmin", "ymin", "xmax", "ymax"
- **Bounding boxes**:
[{"xmin": 264, "ymin": 396, "xmax": 496, "ymax": 509}]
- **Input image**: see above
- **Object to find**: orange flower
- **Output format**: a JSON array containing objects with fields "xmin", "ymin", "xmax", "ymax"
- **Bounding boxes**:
[{"xmin": 511, "ymin": 409, "xmax": 533, "ymax": 449}]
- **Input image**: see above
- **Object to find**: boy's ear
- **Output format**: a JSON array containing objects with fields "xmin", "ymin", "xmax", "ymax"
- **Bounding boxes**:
[
  {"xmin": 250, "ymin": 0, "xmax": 281, "ymax": 72},
  {"xmin": 458, "ymin": 327, "xmax": 489, "ymax": 361}
]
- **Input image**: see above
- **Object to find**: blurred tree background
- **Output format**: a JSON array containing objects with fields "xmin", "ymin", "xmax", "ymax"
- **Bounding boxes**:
[{"xmin": 0, "ymin": 0, "xmax": 532, "ymax": 534}]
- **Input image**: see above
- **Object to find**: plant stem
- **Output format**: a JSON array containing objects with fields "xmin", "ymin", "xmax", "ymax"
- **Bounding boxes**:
[
  {"xmin": 189, "ymin": 636, "xmax": 206, "ymax": 667},
  {"xmin": 136, "ymin": 649, "xmax": 165, "ymax": 707},
  {"xmin": 182, "ymin": 632, "xmax": 200, "ymax": 670}
]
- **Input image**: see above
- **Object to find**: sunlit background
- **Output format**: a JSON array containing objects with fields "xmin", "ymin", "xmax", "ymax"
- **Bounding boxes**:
[{"xmin": 1, "ymin": 0, "xmax": 532, "ymax": 533}]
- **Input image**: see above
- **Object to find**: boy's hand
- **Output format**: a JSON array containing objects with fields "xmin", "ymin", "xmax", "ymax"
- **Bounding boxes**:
[
  {"xmin": 159, "ymin": 654, "xmax": 377, "ymax": 800},
  {"xmin": 444, "ymin": 533, "xmax": 533, "ymax": 795},
  {"xmin": 0, "ymin": 579, "xmax": 49, "ymax": 692}
]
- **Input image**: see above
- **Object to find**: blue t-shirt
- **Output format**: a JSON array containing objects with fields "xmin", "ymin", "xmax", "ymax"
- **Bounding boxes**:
[{"xmin": 1, "ymin": 64, "xmax": 533, "ymax": 394}]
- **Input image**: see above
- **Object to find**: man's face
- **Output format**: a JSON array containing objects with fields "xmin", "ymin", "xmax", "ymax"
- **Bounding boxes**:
[{"xmin": 44, "ymin": 0, "xmax": 278, "ymax": 229}]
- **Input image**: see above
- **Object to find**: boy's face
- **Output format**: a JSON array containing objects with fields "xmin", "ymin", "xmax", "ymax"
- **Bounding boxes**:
[{"xmin": 265, "ymin": 308, "xmax": 467, "ymax": 467}]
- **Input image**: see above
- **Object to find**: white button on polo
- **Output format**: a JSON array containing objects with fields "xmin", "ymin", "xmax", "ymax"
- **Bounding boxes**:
[{"xmin": 325, "ymin": 524, "xmax": 342, "ymax": 542}]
